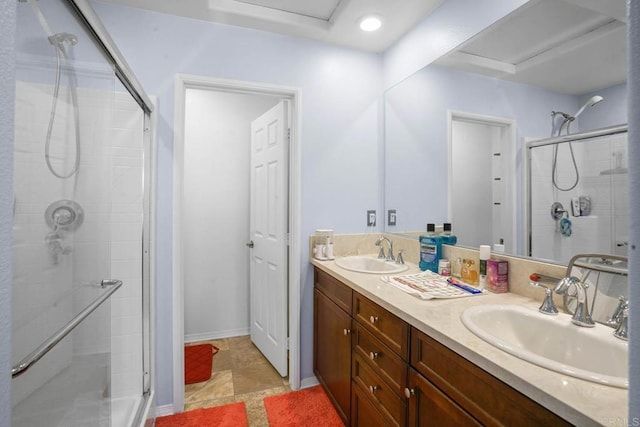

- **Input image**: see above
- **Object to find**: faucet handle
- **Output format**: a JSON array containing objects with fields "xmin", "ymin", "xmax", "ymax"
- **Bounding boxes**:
[
  {"xmin": 606, "ymin": 296, "xmax": 628, "ymax": 327},
  {"xmin": 396, "ymin": 250, "xmax": 405, "ymax": 265},
  {"xmin": 613, "ymin": 307, "xmax": 629, "ymax": 341},
  {"xmin": 529, "ymin": 274, "xmax": 559, "ymax": 315},
  {"xmin": 377, "ymin": 246, "xmax": 386, "ymax": 259}
]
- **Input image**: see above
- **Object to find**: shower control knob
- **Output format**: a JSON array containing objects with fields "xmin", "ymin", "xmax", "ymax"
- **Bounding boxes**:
[{"xmin": 246, "ymin": 241, "xmax": 254, "ymax": 248}]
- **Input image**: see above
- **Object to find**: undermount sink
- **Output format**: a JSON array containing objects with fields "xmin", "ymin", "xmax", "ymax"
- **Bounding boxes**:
[
  {"xmin": 334, "ymin": 255, "xmax": 409, "ymax": 274},
  {"xmin": 461, "ymin": 304, "xmax": 628, "ymax": 388}
]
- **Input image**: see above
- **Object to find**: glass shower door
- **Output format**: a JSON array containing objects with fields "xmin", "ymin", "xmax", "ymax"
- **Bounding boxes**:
[{"xmin": 12, "ymin": 0, "xmax": 150, "ymax": 425}]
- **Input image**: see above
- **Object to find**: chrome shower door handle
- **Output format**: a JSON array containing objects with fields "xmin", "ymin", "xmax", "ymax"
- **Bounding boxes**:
[{"xmin": 246, "ymin": 241, "xmax": 254, "ymax": 248}]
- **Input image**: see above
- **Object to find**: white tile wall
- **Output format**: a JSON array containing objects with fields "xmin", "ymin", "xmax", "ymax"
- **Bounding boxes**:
[
  {"xmin": 12, "ymin": 81, "xmax": 145, "ymax": 418},
  {"xmin": 530, "ymin": 133, "xmax": 629, "ymax": 264}
]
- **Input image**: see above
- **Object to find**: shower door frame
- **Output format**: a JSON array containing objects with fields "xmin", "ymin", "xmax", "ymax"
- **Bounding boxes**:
[{"xmin": 62, "ymin": 1, "xmax": 156, "ymax": 425}]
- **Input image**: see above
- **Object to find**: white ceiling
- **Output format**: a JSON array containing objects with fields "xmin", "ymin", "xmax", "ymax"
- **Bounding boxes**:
[
  {"xmin": 97, "ymin": 0, "xmax": 627, "ymax": 95},
  {"xmin": 434, "ymin": 0, "xmax": 627, "ymax": 95},
  {"xmin": 96, "ymin": 0, "xmax": 444, "ymax": 53}
]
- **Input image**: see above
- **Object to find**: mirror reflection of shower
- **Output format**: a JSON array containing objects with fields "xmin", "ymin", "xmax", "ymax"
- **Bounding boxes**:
[
  {"xmin": 550, "ymin": 95, "xmax": 604, "ymax": 191},
  {"xmin": 45, "ymin": 30, "xmax": 81, "ymax": 179}
]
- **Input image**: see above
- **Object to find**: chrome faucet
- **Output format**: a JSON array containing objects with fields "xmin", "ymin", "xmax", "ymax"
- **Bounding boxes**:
[
  {"xmin": 375, "ymin": 236, "xmax": 394, "ymax": 262},
  {"xmin": 554, "ymin": 276, "xmax": 595, "ymax": 327}
]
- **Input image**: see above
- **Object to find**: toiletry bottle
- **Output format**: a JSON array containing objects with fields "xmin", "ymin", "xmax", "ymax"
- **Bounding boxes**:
[
  {"xmin": 438, "ymin": 259, "xmax": 451, "ymax": 276},
  {"xmin": 419, "ymin": 223, "xmax": 442, "ymax": 272},
  {"xmin": 461, "ymin": 259, "xmax": 478, "ymax": 285},
  {"xmin": 452, "ymin": 257, "xmax": 463, "ymax": 278},
  {"xmin": 479, "ymin": 245, "xmax": 491, "ymax": 290},
  {"xmin": 441, "ymin": 223, "xmax": 457, "ymax": 245}
]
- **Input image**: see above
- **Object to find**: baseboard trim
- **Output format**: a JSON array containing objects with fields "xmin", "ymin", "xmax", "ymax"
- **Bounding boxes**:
[
  {"xmin": 300, "ymin": 376, "xmax": 319, "ymax": 389},
  {"xmin": 184, "ymin": 328, "xmax": 250, "ymax": 343},
  {"xmin": 154, "ymin": 403, "xmax": 175, "ymax": 418}
]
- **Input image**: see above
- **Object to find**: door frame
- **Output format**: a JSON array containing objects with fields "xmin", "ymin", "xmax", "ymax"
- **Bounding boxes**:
[
  {"xmin": 172, "ymin": 74, "xmax": 302, "ymax": 412},
  {"xmin": 447, "ymin": 110, "xmax": 516, "ymax": 252}
]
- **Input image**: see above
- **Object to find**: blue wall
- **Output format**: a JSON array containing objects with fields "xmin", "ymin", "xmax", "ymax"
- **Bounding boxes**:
[
  {"xmin": 91, "ymin": 1, "xmax": 383, "ymax": 407},
  {"xmin": 0, "ymin": 2, "xmax": 15, "ymax": 426}
]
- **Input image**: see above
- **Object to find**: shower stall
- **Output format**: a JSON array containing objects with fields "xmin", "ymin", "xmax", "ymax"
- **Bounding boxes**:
[
  {"xmin": 526, "ymin": 125, "xmax": 629, "ymax": 265},
  {"xmin": 12, "ymin": 1, "xmax": 153, "ymax": 426}
]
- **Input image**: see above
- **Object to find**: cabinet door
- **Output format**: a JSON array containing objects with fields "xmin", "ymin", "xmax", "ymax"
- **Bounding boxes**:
[
  {"xmin": 407, "ymin": 368, "xmax": 481, "ymax": 427},
  {"xmin": 314, "ymin": 289, "xmax": 352, "ymax": 424},
  {"xmin": 351, "ymin": 381, "xmax": 387, "ymax": 427}
]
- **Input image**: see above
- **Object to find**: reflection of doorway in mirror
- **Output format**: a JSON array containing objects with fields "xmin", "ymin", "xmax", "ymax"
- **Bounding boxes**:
[{"xmin": 448, "ymin": 112, "xmax": 516, "ymax": 253}]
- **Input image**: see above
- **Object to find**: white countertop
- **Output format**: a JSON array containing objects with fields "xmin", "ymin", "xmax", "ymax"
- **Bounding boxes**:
[{"xmin": 311, "ymin": 257, "xmax": 628, "ymax": 427}]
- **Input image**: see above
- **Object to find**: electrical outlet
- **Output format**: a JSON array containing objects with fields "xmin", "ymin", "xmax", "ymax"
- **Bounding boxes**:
[
  {"xmin": 367, "ymin": 210, "xmax": 376, "ymax": 227},
  {"xmin": 388, "ymin": 209, "xmax": 397, "ymax": 226}
]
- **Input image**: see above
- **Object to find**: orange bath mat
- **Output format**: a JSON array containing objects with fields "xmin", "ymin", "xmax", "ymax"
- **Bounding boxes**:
[
  {"xmin": 184, "ymin": 343, "xmax": 219, "ymax": 384},
  {"xmin": 263, "ymin": 385, "xmax": 344, "ymax": 426},
  {"xmin": 155, "ymin": 402, "xmax": 248, "ymax": 427}
]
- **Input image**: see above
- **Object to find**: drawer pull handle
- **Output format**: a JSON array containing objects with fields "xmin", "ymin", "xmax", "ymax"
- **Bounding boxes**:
[
  {"xmin": 404, "ymin": 388, "xmax": 415, "ymax": 399},
  {"xmin": 369, "ymin": 351, "xmax": 379, "ymax": 360},
  {"xmin": 343, "ymin": 328, "xmax": 351, "ymax": 336},
  {"xmin": 369, "ymin": 315, "xmax": 379, "ymax": 324},
  {"xmin": 369, "ymin": 385, "xmax": 378, "ymax": 394}
]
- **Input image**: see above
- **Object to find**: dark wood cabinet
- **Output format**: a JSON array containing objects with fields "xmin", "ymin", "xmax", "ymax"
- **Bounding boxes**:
[
  {"xmin": 314, "ymin": 270, "xmax": 353, "ymax": 425},
  {"xmin": 407, "ymin": 367, "xmax": 481, "ymax": 427},
  {"xmin": 410, "ymin": 328, "xmax": 572, "ymax": 427},
  {"xmin": 314, "ymin": 267, "xmax": 572, "ymax": 427}
]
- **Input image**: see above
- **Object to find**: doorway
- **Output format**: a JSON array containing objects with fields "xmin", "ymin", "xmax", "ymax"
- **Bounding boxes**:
[
  {"xmin": 447, "ymin": 111, "xmax": 516, "ymax": 252},
  {"xmin": 173, "ymin": 75, "xmax": 301, "ymax": 413}
]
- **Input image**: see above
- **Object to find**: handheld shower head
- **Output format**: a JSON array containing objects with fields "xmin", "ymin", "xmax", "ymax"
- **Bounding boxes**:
[
  {"xmin": 48, "ymin": 32, "xmax": 78, "ymax": 47},
  {"xmin": 573, "ymin": 95, "xmax": 603, "ymax": 119}
]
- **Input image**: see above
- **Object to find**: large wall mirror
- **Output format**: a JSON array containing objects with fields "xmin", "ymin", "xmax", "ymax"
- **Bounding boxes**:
[{"xmin": 384, "ymin": 0, "xmax": 627, "ymax": 266}]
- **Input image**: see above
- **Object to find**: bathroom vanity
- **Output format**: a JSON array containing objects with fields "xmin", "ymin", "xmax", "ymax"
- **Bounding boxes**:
[{"xmin": 312, "ymin": 258, "xmax": 628, "ymax": 426}]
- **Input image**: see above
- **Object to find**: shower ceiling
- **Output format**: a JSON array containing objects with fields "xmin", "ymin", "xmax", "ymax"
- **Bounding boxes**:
[{"xmin": 434, "ymin": 0, "xmax": 627, "ymax": 95}]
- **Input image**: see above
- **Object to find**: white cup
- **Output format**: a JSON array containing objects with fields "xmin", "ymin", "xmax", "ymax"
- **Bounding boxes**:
[{"xmin": 314, "ymin": 244, "xmax": 327, "ymax": 259}]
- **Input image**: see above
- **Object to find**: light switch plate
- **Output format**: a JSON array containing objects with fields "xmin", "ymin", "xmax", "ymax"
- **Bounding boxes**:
[
  {"xmin": 388, "ymin": 209, "xmax": 397, "ymax": 226},
  {"xmin": 367, "ymin": 210, "xmax": 376, "ymax": 226}
]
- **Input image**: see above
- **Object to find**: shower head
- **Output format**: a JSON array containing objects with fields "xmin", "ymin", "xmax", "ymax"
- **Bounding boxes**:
[
  {"xmin": 48, "ymin": 32, "xmax": 78, "ymax": 47},
  {"xmin": 573, "ymin": 95, "xmax": 603, "ymax": 119}
]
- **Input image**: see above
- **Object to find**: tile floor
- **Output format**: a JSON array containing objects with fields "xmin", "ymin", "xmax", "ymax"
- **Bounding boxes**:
[{"xmin": 184, "ymin": 336, "xmax": 291, "ymax": 426}]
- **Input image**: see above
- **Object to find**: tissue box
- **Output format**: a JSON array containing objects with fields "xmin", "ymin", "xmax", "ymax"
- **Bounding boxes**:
[{"xmin": 486, "ymin": 259, "xmax": 508, "ymax": 293}]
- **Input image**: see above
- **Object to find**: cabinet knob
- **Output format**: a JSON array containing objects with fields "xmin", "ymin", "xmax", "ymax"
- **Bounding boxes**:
[
  {"xmin": 404, "ymin": 388, "xmax": 414, "ymax": 399},
  {"xmin": 343, "ymin": 328, "xmax": 351, "ymax": 336},
  {"xmin": 369, "ymin": 315, "xmax": 379, "ymax": 324},
  {"xmin": 369, "ymin": 385, "xmax": 378, "ymax": 394},
  {"xmin": 369, "ymin": 351, "xmax": 379, "ymax": 360}
]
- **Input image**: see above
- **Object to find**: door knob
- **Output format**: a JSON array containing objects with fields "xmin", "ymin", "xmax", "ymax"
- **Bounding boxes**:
[{"xmin": 246, "ymin": 240, "xmax": 254, "ymax": 248}]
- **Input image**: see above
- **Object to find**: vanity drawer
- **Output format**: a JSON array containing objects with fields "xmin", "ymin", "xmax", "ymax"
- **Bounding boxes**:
[
  {"xmin": 411, "ymin": 328, "xmax": 572, "ymax": 427},
  {"xmin": 352, "ymin": 322, "xmax": 407, "ymax": 398},
  {"xmin": 353, "ymin": 292, "xmax": 409, "ymax": 360},
  {"xmin": 352, "ymin": 352, "xmax": 406, "ymax": 427},
  {"xmin": 315, "ymin": 268, "xmax": 352, "ymax": 314}
]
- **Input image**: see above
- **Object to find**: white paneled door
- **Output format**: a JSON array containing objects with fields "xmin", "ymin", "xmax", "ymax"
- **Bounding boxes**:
[{"xmin": 249, "ymin": 101, "xmax": 289, "ymax": 376}]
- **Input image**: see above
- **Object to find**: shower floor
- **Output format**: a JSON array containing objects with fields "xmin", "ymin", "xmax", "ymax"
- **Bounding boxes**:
[{"xmin": 12, "ymin": 353, "xmax": 140, "ymax": 427}]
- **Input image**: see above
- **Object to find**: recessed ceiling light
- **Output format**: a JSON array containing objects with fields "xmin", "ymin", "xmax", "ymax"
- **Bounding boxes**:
[{"xmin": 359, "ymin": 15, "xmax": 382, "ymax": 32}]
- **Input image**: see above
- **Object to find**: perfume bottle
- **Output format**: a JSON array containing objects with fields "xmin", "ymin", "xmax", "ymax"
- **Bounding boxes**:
[{"xmin": 461, "ymin": 259, "xmax": 478, "ymax": 285}]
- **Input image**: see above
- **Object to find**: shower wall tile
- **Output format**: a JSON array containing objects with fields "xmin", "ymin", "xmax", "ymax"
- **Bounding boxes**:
[
  {"xmin": 109, "ymin": 91, "xmax": 144, "ymax": 400},
  {"xmin": 529, "ymin": 133, "xmax": 629, "ymax": 264}
]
